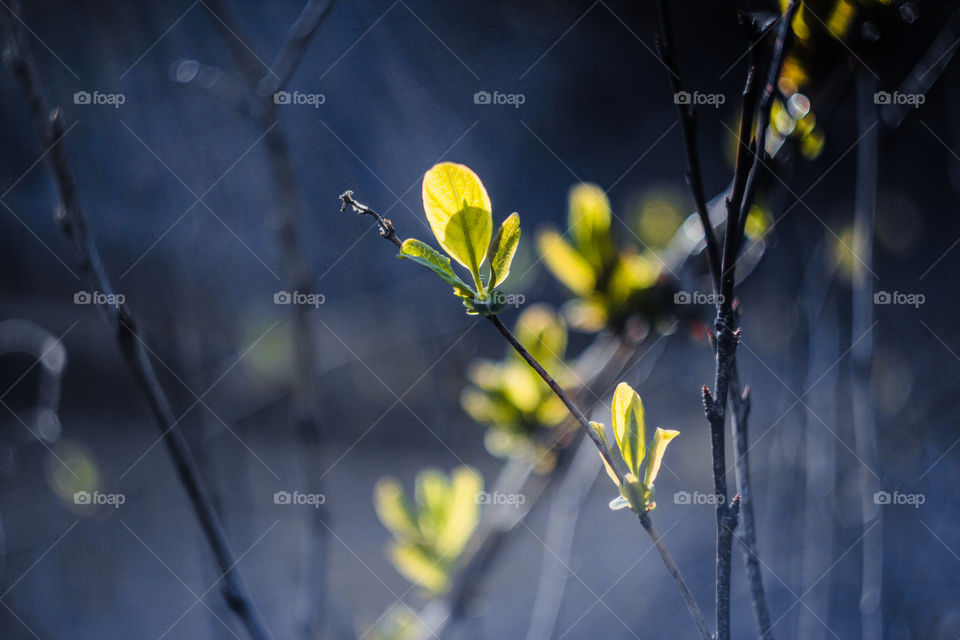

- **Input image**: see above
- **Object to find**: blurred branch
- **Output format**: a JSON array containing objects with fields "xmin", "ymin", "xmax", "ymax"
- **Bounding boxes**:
[
  {"xmin": 0, "ymin": 6, "xmax": 271, "ymax": 640},
  {"xmin": 195, "ymin": 2, "xmax": 339, "ymax": 638},
  {"xmin": 524, "ymin": 436, "xmax": 599, "ymax": 640},
  {"xmin": 851, "ymin": 69, "xmax": 883, "ymax": 640},
  {"xmin": 340, "ymin": 192, "xmax": 712, "ymax": 640}
]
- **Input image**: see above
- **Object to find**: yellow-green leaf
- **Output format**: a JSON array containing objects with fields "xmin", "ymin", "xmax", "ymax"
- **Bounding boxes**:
[
  {"xmin": 643, "ymin": 427, "xmax": 679, "ymax": 489},
  {"xmin": 422, "ymin": 162, "xmax": 493, "ymax": 282},
  {"xmin": 537, "ymin": 229, "xmax": 596, "ymax": 296},
  {"xmin": 399, "ymin": 238, "xmax": 473, "ymax": 297},
  {"xmin": 513, "ymin": 304, "xmax": 567, "ymax": 367},
  {"xmin": 436, "ymin": 466, "xmax": 482, "ymax": 558},
  {"xmin": 612, "ymin": 382, "xmax": 645, "ymax": 477},
  {"xmin": 590, "ymin": 421, "xmax": 620, "ymax": 487},
  {"xmin": 415, "ymin": 468, "xmax": 450, "ymax": 542},
  {"xmin": 568, "ymin": 183, "xmax": 612, "ymax": 270},
  {"xmin": 487, "ymin": 212, "xmax": 521, "ymax": 290},
  {"xmin": 374, "ymin": 478, "xmax": 419, "ymax": 541},
  {"xmin": 389, "ymin": 542, "xmax": 449, "ymax": 593}
]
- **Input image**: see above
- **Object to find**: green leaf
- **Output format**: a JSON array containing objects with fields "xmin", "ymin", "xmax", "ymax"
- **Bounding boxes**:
[
  {"xmin": 389, "ymin": 542, "xmax": 449, "ymax": 593},
  {"xmin": 415, "ymin": 468, "xmax": 450, "ymax": 543},
  {"xmin": 487, "ymin": 212, "xmax": 521, "ymax": 290},
  {"xmin": 398, "ymin": 238, "xmax": 474, "ymax": 298},
  {"xmin": 436, "ymin": 466, "xmax": 482, "ymax": 558},
  {"xmin": 611, "ymin": 382, "xmax": 645, "ymax": 477},
  {"xmin": 512, "ymin": 304, "xmax": 567, "ymax": 367},
  {"xmin": 374, "ymin": 478, "xmax": 419, "ymax": 541},
  {"xmin": 537, "ymin": 229, "xmax": 596, "ymax": 296},
  {"xmin": 568, "ymin": 183, "xmax": 612, "ymax": 269},
  {"xmin": 590, "ymin": 421, "xmax": 621, "ymax": 487},
  {"xmin": 422, "ymin": 163, "xmax": 493, "ymax": 285},
  {"xmin": 643, "ymin": 427, "xmax": 679, "ymax": 489}
]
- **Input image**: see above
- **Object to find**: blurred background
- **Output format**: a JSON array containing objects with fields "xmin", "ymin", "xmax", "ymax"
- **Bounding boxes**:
[{"xmin": 1, "ymin": 0, "xmax": 959, "ymax": 638}]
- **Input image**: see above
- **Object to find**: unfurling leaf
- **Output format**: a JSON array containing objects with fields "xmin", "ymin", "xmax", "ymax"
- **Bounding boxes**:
[
  {"xmin": 398, "ymin": 238, "xmax": 473, "ymax": 297},
  {"xmin": 643, "ymin": 427, "xmax": 679, "ymax": 489},
  {"xmin": 487, "ymin": 212, "xmax": 521, "ymax": 290},
  {"xmin": 422, "ymin": 162, "xmax": 493, "ymax": 284},
  {"xmin": 590, "ymin": 421, "xmax": 620, "ymax": 487},
  {"xmin": 612, "ymin": 382, "xmax": 645, "ymax": 477},
  {"xmin": 537, "ymin": 229, "xmax": 596, "ymax": 296}
]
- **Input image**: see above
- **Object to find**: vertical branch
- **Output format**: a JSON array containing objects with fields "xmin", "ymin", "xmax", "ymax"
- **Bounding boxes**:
[
  {"xmin": 655, "ymin": 0, "xmax": 722, "ymax": 293},
  {"xmin": 0, "ymin": 7, "xmax": 271, "ymax": 640},
  {"xmin": 851, "ymin": 69, "xmax": 883, "ymax": 640},
  {"xmin": 199, "ymin": 3, "xmax": 337, "ymax": 637}
]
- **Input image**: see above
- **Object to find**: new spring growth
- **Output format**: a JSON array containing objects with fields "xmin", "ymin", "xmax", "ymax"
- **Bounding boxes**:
[
  {"xmin": 589, "ymin": 382, "xmax": 679, "ymax": 512},
  {"xmin": 398, "ymin": 162, "xmax": 521, "ymax": 316}
]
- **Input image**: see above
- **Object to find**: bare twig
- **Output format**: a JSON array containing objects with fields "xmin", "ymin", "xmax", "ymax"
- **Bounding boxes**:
[
  {"xmin": 340, "ymin": 192, "xmax": 712, "ymax": 640},
  {"xmin": 655, "ymin": 0, "xmax": 721, "ymax": 293},
  {"xmin": 0, "ymin": 7, "xmax": 271, "ymax": 640}
]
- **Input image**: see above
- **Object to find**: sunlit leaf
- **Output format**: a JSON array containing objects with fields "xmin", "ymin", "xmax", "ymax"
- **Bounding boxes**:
[
  {"xmin": 611, "ymin": 382, "xmax": 645, "ymax": 477},
  {"xmin": 437, "ymin": 466, "xmax": 482, "ymax": 558},
  {"xmin": 513, "ymin": 304, "xmax": 567, "ymax": 367},
  {"xmin": 375, "ymin": 478, "xmax": 420, "ymax": 540},
  {"xmin": 643, "ymin": 427, "xmax": 679, "ymax": 489},
  {"xmin": 608, "ymin": 495, "xmax": 630, "ymax": 510},
  {"xmin": 390, "ymin": 542, "xmax": 449, "ymax": 593},
  {"xmin": 590, "ymin": 420, "xmax": 621, "ymax": 487},
  {"xmin": 398, "ymin": 238, "xmax": 473, "ymax": 297},
  {"xmin": 415, "ymin": 468, "xmax": 450, "ymax": 543},
  {"xmin": 568, "ymin": 183, "xmax": 612, "ymax": 269},
  {"xmin": 487, "ymin": 212, "xmax": 521, "ymax": 290},
  {"xmin": 422, "ymin": 162, "xmax": 493, "ymax": 282},
  {"xmin": 537, "ymin": 229, "xmax": 596, "ymax": 296}
]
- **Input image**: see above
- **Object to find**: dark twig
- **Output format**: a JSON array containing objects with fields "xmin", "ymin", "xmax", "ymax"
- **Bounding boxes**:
[
  {"xmin": 655, "ymin": 0, "xmax": 722, "ymax": 293},
  {"xmin": 340, "ymin": 193, "xmax": 712, "ymax": 640},
  {"xmin": 0, "ymin": 7, "xmax": 270, "ymax": 640}
]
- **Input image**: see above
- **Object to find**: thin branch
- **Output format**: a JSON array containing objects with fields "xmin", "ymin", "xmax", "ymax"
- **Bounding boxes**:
[
  {"xmin": 340, "ymin": 192, "xmax": 712, "ymax": 640},
  {"xmin": 196, "ymin": 3, "xmax": 338, "ymax": 637},
  {"xmin": 0, "ymin": 7, "xmax": 270, "ymax": 640},
  {"xmin": 655, "ymin": 0, "xmax": 721, "ymax": 293}
]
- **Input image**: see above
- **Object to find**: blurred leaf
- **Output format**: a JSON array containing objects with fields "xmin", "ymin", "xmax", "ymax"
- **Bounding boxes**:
[
  {"xmin": 422, "ymin": 162, "xmax": 492, "ymax": 283},
  {"xmin": 568, "ymin": 183, "xmax": 612, "ymax": 269},
  {"xmin": 513, "ymin": 304, "xmax": 567, "ymax": 367},
  {"xmin": 643, "ymin": 427, "xmax": 679, "ymax": 489},
  {"xmin": 612, "ymin": 382, "xmax": 645, "ymax": 477},
  {"xmin": 374, "ymin": 478, "xmax": 419, "ymax": 540},
  {"xmin": 487, "ymin": 212, "xmax": 521, "ymax": 290},
  {"xmin": 537, "ymin": 229, "xmax": 596, "ymax": 296},
  {"xmin": 398, "ymin": 238, "xmax": 473, "ymax": 298},
  {"xmin": 390, "ymin": 542, "xmax": 448, "ymax": 593},
  {"xmin": 437, "ymin": 466, "xmax": 483, "ymax": 557}
]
